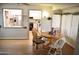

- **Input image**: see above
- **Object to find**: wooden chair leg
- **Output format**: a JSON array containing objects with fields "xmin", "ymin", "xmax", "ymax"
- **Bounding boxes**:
[
  {"xmin": 33, "ymin": 42, "xmax": 35, "ymax": 46},
  {"xmin": 36, "ymin": 44, "xmax": 38, "ymax": 50}
]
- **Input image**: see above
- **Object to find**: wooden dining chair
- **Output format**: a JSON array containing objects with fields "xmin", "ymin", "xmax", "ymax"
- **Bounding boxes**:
[
  {"xmin": 32, "ymin": 28, "xmax": 45, "ymax": 49},
  {"xmin": 48, "ymin": 37, "xmax": 66, "ymax": 55}
]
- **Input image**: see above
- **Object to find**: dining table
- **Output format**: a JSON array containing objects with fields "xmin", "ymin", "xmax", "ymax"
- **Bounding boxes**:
[{"xmin": 41, "ymin": 32, "xmax": 62, "ymax": 47}]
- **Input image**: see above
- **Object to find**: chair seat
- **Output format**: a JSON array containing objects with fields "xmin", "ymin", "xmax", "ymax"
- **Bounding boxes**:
[
  {"xmin": 48, "ymin": 37, "xmax": 66, "ymax": 55},
  {"xmin": 33, "ymin": 37, "xmax": 45, "ymax": 49},
  {"xmin": 33, "ymin": 39, "xmax": 45, "ymax": 44}
]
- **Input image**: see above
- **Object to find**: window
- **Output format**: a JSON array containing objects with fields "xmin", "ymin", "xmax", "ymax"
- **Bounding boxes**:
[
  {"xmin": 52, "ymin": 15, "xmax": 61, "ymax": 28},
  {"xmin": 29, "ymin": 10, "xmax": 41, "ymax": 19},
  {"xmin": 3, "ymin": 9, "xmax": 22, "ymax": 27}
]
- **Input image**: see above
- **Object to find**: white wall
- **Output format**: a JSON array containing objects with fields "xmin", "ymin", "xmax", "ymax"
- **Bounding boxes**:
[
  {"xmin": 41, "ymin": 18, "xmax": 52, "ymax": 32},
  {"xmin": 0, "ymin": 3, "xmax": 52, "ymax": 39},
  {"xmin": 0, "ymin": 3, "xmax": 30, "ymax": 39},
  {"xmin": 0, "ymin": 4, "xmax": 40, "ymax": 39},
  {"xmin": 41, "ymin": 6, "xmax": 52, "ymax": 32}
]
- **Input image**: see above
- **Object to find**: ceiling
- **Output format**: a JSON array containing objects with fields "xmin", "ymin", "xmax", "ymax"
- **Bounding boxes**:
[
  {"xmin": 21, "ymin": 3, "xmax": 79, "ymax": 10},
  {"xmin": 25, "ymin": 3, "xmax": 79, "ymax": 6},
  {"xmin": 1, "ymin": 3, "xmax": 79, "ymax": 10}
]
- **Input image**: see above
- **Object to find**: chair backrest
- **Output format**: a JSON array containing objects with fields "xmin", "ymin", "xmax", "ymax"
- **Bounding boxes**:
[
  {"xmin": 32, "ymin": 28, "xmax": 38, "ymax": 40},
  {"xmin": 54, "ymin": 37, "xmax": 66, "ymax": 48},
  {"xmin": 50, "ymin": 37, "xmax": 66, "ymax": 48}
]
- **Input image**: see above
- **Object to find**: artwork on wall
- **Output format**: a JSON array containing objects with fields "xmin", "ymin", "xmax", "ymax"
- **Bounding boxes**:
[{"xmin": 3, "ymin": 9, "xmax": 22, "ymax": 27}]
